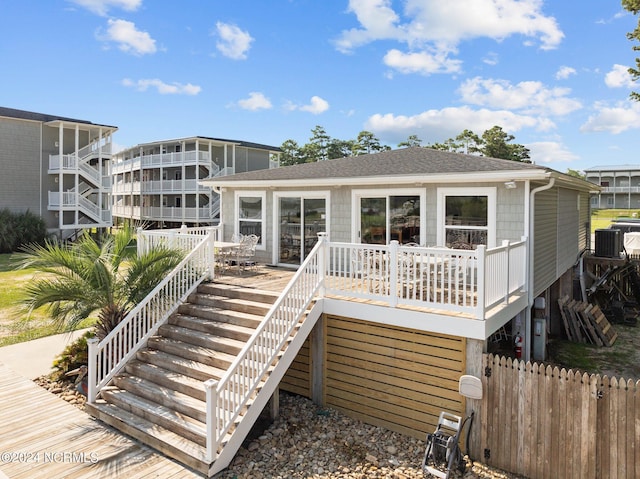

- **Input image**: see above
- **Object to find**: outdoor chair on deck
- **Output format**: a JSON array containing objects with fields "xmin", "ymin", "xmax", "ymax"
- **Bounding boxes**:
[{"xmin": 235, "ymin": 234, "xmax": 260, "ymax": 272}]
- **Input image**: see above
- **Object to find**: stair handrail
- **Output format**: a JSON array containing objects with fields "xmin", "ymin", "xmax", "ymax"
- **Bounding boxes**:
[
  {"xmin": 87, "ymin": 233, "xmax": 213, "ymax": 403},
  {"xmin": 204, "ymin": 233, "xmax": 328, "ymax": 461}
]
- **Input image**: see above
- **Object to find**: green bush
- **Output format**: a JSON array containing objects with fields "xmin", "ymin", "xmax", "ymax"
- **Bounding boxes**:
[
  {"xmin": 0, "ymin": 209, "xmax": 46, "ymax": 253},
  {"xmin": 51, "ymin": 330, "xmax": 94, "ymax": 380}
]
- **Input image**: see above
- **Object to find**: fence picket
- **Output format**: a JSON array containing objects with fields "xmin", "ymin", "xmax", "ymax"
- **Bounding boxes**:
[{"xmin": 481, "ymin": 355, "xmax": 638, "ymax": 479}]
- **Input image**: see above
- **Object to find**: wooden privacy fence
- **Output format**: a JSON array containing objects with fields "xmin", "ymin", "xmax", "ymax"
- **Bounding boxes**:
[{"xmin": 479, "ymin": 354, "xmax": 639, "ymax": 479}]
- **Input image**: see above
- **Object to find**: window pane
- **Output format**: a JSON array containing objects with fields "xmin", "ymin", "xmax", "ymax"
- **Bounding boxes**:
[
  {"xmin": 390, "ymin": 195, "xmax": 420, "ymax": 244},
  {"xmin": 303, "ymin": 198, "xmax": 325, "ymax": 256},
  {"xmin": 239, "ymin": 196, "xmax": 262, "ymax": 240},
  {"xmin": 445, "ymin": 196, "xmax": 487, "ymax": 226},
  {"xmin": 279, "ymin": 197, "xmax": 300, "ymax": 264},
  {"xmin": 239, "ymin": 197, "xmax": 262, "ymax": 219},
  {"xmin": 361, "ymin": 197, "xmax": 386, "ymax": 244}
]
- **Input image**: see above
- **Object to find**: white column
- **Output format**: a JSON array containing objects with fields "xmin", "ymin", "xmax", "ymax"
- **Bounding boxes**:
[{"xmin": 58, "ymin": 124, "xmax": 64, "ymax": 230}]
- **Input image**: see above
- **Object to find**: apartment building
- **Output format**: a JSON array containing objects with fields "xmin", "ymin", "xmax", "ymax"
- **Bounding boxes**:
[
  {"xmin": 0, "ymin": 106, "xmax": 117, "ymax": 240},
  {"xmin": 111, "ymin": 137, "xmax": 280, "ymax": 228},
  {"xmin": 585, "ymin": 164, "xmax": 640, "ymax": 209}
]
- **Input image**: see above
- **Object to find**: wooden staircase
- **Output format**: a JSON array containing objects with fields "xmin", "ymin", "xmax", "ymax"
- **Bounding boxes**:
[{"xmin": 86, "ymin": 281, "xmax": 286, "ymax": 476}]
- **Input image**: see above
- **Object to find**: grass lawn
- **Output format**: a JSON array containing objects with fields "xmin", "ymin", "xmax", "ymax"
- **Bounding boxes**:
[
  {"xmin": 591, "ymin": 208, "xmax": 640, "ymax": 233},
  {"xmin": 0, "ymin": 253, "xmax": 94, "ymax": 347}
]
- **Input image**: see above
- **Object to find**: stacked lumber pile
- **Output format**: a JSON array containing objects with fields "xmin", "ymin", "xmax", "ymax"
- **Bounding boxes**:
[{"xmin": 558, "ymin": 296, "xmax": 618, "ymax": 347}]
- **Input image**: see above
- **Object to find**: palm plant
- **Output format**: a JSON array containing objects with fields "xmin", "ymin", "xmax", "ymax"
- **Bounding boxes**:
[{"xmin": 17, "ymin": 226, "xmax": 184, "ymax": 341}]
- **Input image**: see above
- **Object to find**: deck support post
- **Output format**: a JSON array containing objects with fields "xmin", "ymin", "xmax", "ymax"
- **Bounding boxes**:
[{"xmin": 311, "ymin": 315, "xmax": 325, "ymax": 406}]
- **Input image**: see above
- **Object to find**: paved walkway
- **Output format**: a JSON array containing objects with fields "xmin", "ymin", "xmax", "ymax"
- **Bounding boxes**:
[{"xmin": 0, "ymin": 329, "xmax": 90, "ymax": 380}]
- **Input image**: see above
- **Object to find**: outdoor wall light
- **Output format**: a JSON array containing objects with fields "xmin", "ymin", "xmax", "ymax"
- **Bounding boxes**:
[{"xmin": 504, "ymin": 181, "xmax": 517, "ymax": 189}]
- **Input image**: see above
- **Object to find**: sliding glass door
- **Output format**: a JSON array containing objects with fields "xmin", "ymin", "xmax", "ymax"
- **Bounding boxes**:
[{"xmin": 278, "ymin": 195, "xmax": 326, "ymax": 265}]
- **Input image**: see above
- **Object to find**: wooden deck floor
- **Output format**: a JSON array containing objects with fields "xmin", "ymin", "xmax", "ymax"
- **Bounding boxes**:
[{"xmin": 0, "ymin": 364, "xmax": 203, "ymax": 479}]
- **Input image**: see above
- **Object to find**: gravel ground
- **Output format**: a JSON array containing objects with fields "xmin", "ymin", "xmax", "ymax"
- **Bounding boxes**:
[
  {"xmin": 217, "ymin": 393, "xmax": 523, "ymax": 479},
  {"xmin": 36, "ymin": 376, "xmax": 523, "ymax": 479}
]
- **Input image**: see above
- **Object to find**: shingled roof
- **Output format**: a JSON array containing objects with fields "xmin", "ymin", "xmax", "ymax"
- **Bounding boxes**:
[
  {"xmin": 0, "ymin": 106, "xmax": 117, "ymax": 129},
  {"xmin": 205, "ymin": 147, "xmax": 550, "ymax": 186}
]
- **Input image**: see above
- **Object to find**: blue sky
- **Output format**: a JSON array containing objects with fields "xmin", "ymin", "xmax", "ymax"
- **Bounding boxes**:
[{"xmin": 1, "ymin": 0, "xmax": 639, "ymax": 173}]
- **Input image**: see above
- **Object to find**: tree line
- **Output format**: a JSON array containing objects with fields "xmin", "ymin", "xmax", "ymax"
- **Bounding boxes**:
[{"xmin": 279, "ymin": 125, "xmax": 531, "ymax": 166}]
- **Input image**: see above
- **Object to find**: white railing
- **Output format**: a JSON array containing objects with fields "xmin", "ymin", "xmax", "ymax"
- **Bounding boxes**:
[
  {"xmin": 77, "ymin": 140, "xmax": 112, "ymax": 160},
  {"xmin": 87, "ymin": 233, "xmax": 213, "ymax": 402},
  {"xmin": 137, "ymin": 225, "xmax": 221, "ymax": 256},
  {"xmin": 324, "ymin": 239, "xmax": 527, "ymax": 319},
  {"xmin": 140, "ymin": 179, "xmax": 209, "ymax": 193},
  {"xmin": 204, "ymin": 234, "xmax": 326, "ymax": 461},
  {"xmin": 49, "ymin": 153, "xmax": 102, "ymax": 186}
]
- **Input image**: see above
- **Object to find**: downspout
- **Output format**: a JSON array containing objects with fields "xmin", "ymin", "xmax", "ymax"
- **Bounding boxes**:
[{"xmin": 526, "ymin": 176, "xmax": 555, "ymax": 361}]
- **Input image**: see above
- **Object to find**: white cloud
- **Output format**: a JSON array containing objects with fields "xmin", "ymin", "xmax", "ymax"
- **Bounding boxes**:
[
  {"xmin": 122, "ymin": 78, "xmax": 201, "ymax": 95},
  {"xmin": 103, "ymin": 19, "xmax": 156, "ymax": 55},
  {"xmin": 581, "ymin": 101, "xmax": 640, "ymax": 134},
  {"xmin": 215, "ymin": 22, "xmax": 253, "ymax": 60},
  {"xmin": 68, "ymin": 0, "xmax": 141, "ymax": 16},
  {"xmin": 605, "ymin": 64, "xmax": 636, "ymax": 89},
  {"xmin": 237, "ymin": 92, "xmax": 272, "ymax": 111},
  {"xmin": 458, "ymin": 77, "xmax": 582, "ymax": 116},
  {"xmin": 482, "ymin": 52, "xmax": 499, "ymax": 66},
  {"xmin": 555, "ymin": 66, "xmax": 576, "ymax": 80},
  {"xmin": 335, "ymin": 0, "xmax": 563, "ymax": 75},
  {"xmin": 527, "ymin": 141, "xmax": 579, "ymax": 164},
  {"xmin": 365, "ymin": 105, "xmax": 554, "ymax": 145},
  {"xmin": 383, "ymin": 49, "xmax": 462, "ymax": 75},
  {"xmin": 286, "ymin": 96, "xmax": 330, "ymax": 115}
]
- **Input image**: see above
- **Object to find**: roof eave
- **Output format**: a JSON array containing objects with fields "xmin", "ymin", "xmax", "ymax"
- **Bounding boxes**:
[{"xmin": 201, "ymin": 169, "xmax": 552, "ymax": 189}]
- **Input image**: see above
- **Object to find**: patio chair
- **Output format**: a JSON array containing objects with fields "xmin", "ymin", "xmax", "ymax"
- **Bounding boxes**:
[{"xmin": 235, "ymin": 234, "xmax": 260, "ymax": 272}]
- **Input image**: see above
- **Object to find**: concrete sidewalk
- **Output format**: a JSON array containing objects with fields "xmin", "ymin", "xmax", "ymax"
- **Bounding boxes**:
[{"xmin": 0, "ymin": 329, "xmax": 90, "ymax": 379}]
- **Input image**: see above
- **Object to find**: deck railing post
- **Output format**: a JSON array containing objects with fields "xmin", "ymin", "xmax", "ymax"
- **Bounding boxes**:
[
  {"xmin": 476, "ymin": 245, "xmax": 486, "ymax": 319},
  {"xmin": 317, "ymin": 232, "xmax": 328, "ymax": 297},
  {"xmin": 87, "ymin": 337, "xmax": 98, "ymax": 403},
  {"xmin": 207, "ymin": 230, "xmax": 216, "ymax": 280},
  {"xmin": 389, "ymin": 241, "xmax": 398, "ymax": 307},
  {"xmin": 136, "ymin": 227, "xmax": 144, "ymax": 256},
  {"xmin": 205, "ymin": 379, "xmax": 219, "ymax": 463},
  {"xmin": 503, "ymin": 240, "xmax": 510, "ymax": 304}
]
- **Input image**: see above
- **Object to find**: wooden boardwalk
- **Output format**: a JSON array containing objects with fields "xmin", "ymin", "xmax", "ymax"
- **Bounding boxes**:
[{"xmin": 0, "ymin": 364, "xmax": 203, "ymax": 479}]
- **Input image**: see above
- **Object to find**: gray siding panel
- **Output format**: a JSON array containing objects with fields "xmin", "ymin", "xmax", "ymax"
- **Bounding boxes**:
[
  {"xmin": 0, "ymin": 117, "xmax": 42, "ymax": 214},
  {"xmin": 534, "ymin": 188, "xmax": 558, "ymax": 296},
  {"xmin": 557, "ymin": 188, "xmax": 579, "ymax": 277}
]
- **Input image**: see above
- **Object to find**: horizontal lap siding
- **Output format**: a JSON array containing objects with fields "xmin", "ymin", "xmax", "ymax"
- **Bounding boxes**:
[
  {"xmin": 324, "ymin": 315, "xmax": 465, "ymax": 440},
  {"xmin": 280, "ymin": 337, "xmax": 311, "ymax": 398}
]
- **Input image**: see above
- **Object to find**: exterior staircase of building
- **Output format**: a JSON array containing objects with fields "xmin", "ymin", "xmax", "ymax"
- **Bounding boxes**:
[{"xmin": 86, "ymin": 280, "xmax": 308, "ymax": 476}]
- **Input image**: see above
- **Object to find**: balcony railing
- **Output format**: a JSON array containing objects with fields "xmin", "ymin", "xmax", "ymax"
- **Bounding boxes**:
[
  {"xmin": 112, "ymin": 151, "xmax": 212, "ymax": 173},
  {"xmin": 112, "ymin": 205, "xmax": 214, "ymax": 221},
  {"xmin": 597, "ymin": 186, "xmax": 640, "ymax": 193}
]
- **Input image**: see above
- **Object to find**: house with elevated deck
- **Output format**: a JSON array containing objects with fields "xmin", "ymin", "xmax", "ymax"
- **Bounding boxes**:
[{"xmin": 84, "ymin": 147, "xmax": 595, "ymax": 476}]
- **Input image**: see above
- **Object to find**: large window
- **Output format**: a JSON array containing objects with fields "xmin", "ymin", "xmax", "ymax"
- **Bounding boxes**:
[
  {"xmin": 236, "ymin": 192, "xmax": 265, "ymax": 247},
  {"xmin": 354, "ymin": 190, "xmax": 424, "ymax": 245},
  {"xmin": 437, "ymin": 187, "xmax": 496, "ymax": 248}
]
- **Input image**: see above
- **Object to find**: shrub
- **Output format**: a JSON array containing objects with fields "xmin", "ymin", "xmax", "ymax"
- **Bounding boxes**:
[
  {"xmin": 51, "ymin": 331, "xmax": 94, "ymax": 380},
  {"xmin": 0, "ymin": 209, "xmax": 46, "ymax": 253}
]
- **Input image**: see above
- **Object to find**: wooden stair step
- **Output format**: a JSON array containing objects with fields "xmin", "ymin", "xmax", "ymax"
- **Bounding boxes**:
[
  {"xmin": 101, "ymin": 388, "xmax": 207, "ymax": 446},
  {"xmin": 125, "ymin": 361, "xmax": 207, "ymax": 401},
  {"xmin": 177, "ymin": 305, "xmax": 263, "ymax": 329},
  {"xmin": 195, "ymin": 283, "xmax": 280, "ymax": 304},
  {"xmin": 85, "ymin": 401, "xmax": 210, "ymax": 475},
  {"xmin": 170, "ymin": 314, "xmax": 256, "ymax": 340},
  {"xmin": 147, "ymin": 336, "xmax": 236, "ymax": 369},
  {"xmin": 182, "ymin": 295, "xmax": 273, "ymax": 316},
  {"xmin": 136, "ymin": 348, "xmax": 225, "ymax": 382},
  {"xmin": 114, "ymin": 373, "xmax": 207, "ymax": 423},
  {"xmin": 158, "ymin": 324, "xmax": 246, "ymax": 355}
]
